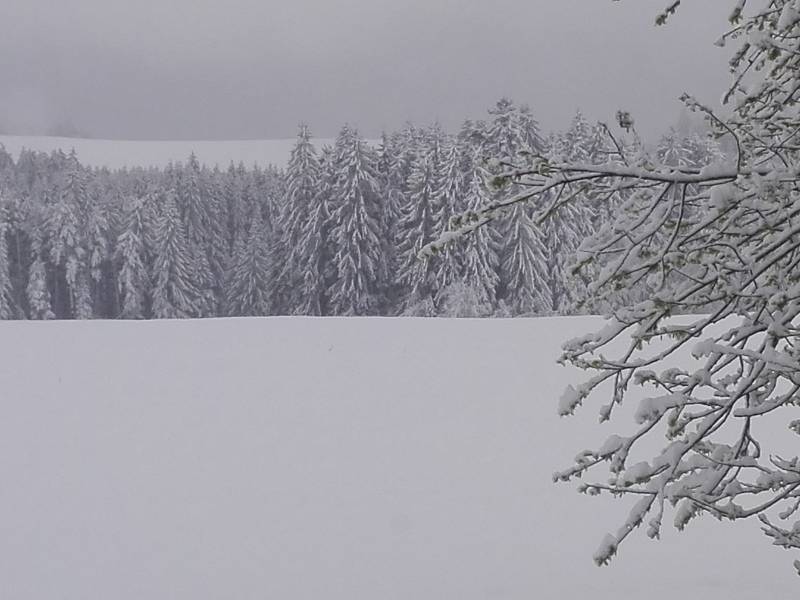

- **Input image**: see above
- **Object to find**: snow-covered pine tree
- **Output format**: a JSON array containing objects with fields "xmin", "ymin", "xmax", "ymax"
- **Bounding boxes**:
[
  {"xmin": 396, "ymin": 125, "xmax": 449, "ymax": 314},
  {"xmin": 204, "ymin": 167, "xmax": 232, "ymax": 302},
  {"xmin": 483, "ymin": 99, "xmax": 553, "ymax": 315},
  {"xmin": 151, "ymin": 191, "xmax": 203, "ymax": 319},
  {"xmin": 83, "ymin": 180, "xmax": 113, "ymax": 317},
  {"xmin": 176, "ymin": 154, "xmax": 217, "ymax": 316},
  {"xmin": 26, "ymin": 234, "xmax": 54, "ymax": 320},
  {"xmin": 502, "ymin": 203, "xmax": 553, "ymax": 315},
  {"xmin": 1, "ymin": 190, "xmax": 31, "ymax": 313},
  {"xmin": 0, "ymin": 202, "xmax": 16, "ymax": 318},
  {"xmin": 224, "ymin": 208, "xmax": 271, "ymax": 316},
  {"xmin": 293, "ymin": 144, "xmax": 336, "ymax": 316},
  {"xmin": 452, "ymin": 159, "xmax": 500, "ymax": 314},
  {"xmin": 116, "ymin": 195, "xmax": 149, "ymax": 319},
  {"xmin": 276, "ymin": 124, "xmax": 322, "ymax": 313},
  {"xmin": 431, "ymin": 140, "xmax": 468, "ymax": 301},
  {"xmin": 327, "ymin": 126, "xmax": 387, "ymax": 316},
  {"xmin": 46, "ymin": 153, "xmax": 92, "ymax": 318},
  {"xmin": 545, "ymin": 111, "xmax": 601, "ymax": 312},
  {"xmin": 375, "ymin": 132, "xmax": 405, "ymax": 312}
]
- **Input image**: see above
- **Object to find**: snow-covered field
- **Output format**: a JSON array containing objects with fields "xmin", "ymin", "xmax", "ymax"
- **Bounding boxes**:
[
  {"xmin": 0, "ymin": 316, "xmax": 794, "ymax": 599},
  {"xmin": 0, "ymin": 135, "xmax": 345, "ymax": 169}
]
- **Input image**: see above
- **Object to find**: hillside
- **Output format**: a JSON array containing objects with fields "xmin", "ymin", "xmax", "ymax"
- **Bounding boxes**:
[
  {"xmin": 0, "ymin": 135, "xmax": 342, "ymax": 169},
  {"xmin": 0, "ymin": 316, "xmax": 794, "ymax": 599}
]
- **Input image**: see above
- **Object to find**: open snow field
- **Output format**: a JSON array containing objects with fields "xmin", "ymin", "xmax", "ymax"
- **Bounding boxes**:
[
  {"xmin": 0, "ymin": 135, "xmax": 346, "ymax": 169},
  {"xmin": 0, "ymin": 316, "xmax": 794, "ymax": 599}
]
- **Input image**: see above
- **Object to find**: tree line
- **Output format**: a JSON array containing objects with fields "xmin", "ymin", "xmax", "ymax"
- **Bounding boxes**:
[{"xmin": 0, "ymin": 99, "xmax": 723, "ymax": 319}]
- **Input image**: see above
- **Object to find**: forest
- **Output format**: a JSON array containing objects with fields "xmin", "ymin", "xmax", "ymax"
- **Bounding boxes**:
[{"xmin": 0, "ymin": 99, "xmax": 725, "ymax": 320}]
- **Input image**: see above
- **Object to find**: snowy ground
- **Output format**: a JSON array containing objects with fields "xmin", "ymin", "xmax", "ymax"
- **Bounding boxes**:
[
  {"xmin": 0, "ymin": 316, "xmax": 795, "ymax": 599},
  {"xmin": 0, "ymin": 135, "xmax": 351, "ymax": 169}
]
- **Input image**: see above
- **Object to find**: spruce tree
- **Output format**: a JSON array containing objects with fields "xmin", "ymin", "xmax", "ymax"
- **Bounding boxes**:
[
  {"xmin": 151, "ymin": 191, "xmax": 203, "ymax": 319},
  {"xmin": 0, "ymin": 205, "xmax": 15, "ymax": 319},
  {"xmin": 276, "ymin": 124, "xmax": 322, "ymax": 312},
  {"xmin": 26, "ymin": 237, "xmax": 54, "ymax": 320},
  {"xmin": 431, "ymin": 141, "xmax": 468, "ymax": 297},
  {"xmin": 327, "ymin": 127, "xmax": 386, "ymax": 316},
  {"xmin": 396, "ymin": 126, "xmax": 448, "ymax": 314},
  {"xmin": 176, "ymin": 154, "xmax": 217, "ymax": 315},
  {"xmin": 458, "ymin": 162, "xmax": 500, "ymax": 312},
  {"xmin": 47, "ymin": 154, "xmax": 90, "ymax": 318},
  {"xmin": 116, "ymin": 196, "xmax": 149, "ymax": 318},
  {"xmin": 502, "ymin": 203, "xmax": 553, "ymax": 315},
  {"xmin": 225, "ymin": 209, "xmax": 272, "ymax": 316},
  {"xmin": 294, "ymin": 145, "xmax": 336, "ymax": 316}
]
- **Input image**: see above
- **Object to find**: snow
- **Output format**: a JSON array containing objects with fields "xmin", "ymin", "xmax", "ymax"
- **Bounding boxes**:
[
  {"xmin": 0, "ymin": 315, "xmax": 795, "ymax": 599},
  {"xmin": 0, "ymin": 135, "xmax": 361, "ymax": 169}
]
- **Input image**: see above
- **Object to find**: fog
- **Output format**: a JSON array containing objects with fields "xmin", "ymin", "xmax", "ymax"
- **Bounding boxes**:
[{"xmin": 0, "ymin": 0, "xmax": 728, "ymax": 139}]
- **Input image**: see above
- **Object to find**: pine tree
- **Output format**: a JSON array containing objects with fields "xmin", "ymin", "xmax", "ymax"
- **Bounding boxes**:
[
  {"xmin": 26, "ymin": 236, "xmax": 54, "ymax": 320},
  {"xmin": 545, "ymin": 112, "xmax": 601, "ymax": 312},
  {"xmin": 276, "ymin": 124, "xmax": 322, "ymax": 312},
  {"xmin": 375, "ymin": 132, "xmax": 405, "ymax": 311},
  {"xmin": 483, "ymin": 100, "xmax": 553, "ymax": 314},
  {"xmin": 176, "ymin": 154, "xmax": 217, "ymax": 315},
  {"xmin": 327, "ymin": 127, "xmax": 387, "ymax": 316},
  {"xmin": 83, "ymin": 182, "xmax": 113, "ymax": 317},
  {"xmin": 151, "ymin": 191, "xmax": 203, "ymax": 319},
  {"xmin": 0, "ymin": 205, "xmax": 16, "ymax": 319},
  {"xmin": 294, "ymin": 145, "xmax": 336, "ymax": 316},
  {"xmin": 458, "ymin": 162, "xmax": 500, "ymax": 311},
  {"xmin": 225, "ymin": 209, "xmax": 271, "ymax": 316},
  {"xmin": 431, "ymin": 141, "xmax": 468, "ymax": 297},
  {"xmin": 116, "ymin": 196, "xmax": 149, "ymax": 318},
  {"xmin": 47, "ymin": 154, "xmax": 90, "ymax": 318},
  {"xmin": 502, "ymin": 203, "xmax": 553, "ymax": 315},
  {"xmin": 396, "ymin": 126, "xmax": 448, "ymax": 313}
]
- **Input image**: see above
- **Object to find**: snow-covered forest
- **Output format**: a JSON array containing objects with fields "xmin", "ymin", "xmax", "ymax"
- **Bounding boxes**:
[{"xmin": 0, "ymin": 99, "xmax": 724, "ymax": 320}]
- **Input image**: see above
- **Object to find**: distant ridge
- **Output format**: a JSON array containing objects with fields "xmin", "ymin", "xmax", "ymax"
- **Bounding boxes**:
[{"xmin": 0, "ymin": 135, "xmax": 356, "ymax": 170}]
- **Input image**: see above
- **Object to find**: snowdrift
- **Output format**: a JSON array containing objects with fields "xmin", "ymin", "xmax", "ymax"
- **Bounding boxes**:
[{"xmin": 0, "ymin": 316, "xmax": 794, "ymax": 599}]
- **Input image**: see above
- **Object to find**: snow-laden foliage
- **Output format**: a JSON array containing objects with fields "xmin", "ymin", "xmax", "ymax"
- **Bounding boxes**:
[
  {"xmin": 424, "ymin": 0, "xmax": 800, "ymax": 574},
  {"xmin": 276, "ymin": 124, "xmax": 322, "ymax": 311},
  {"xmin": 0, "ymin": 99, "xmax": 706, "ymax": 320},
  {"xmin": 0, "ymin": 201, "xmax": 15, "ymax": 319},
  {"xmin": 115, "ymin": 195, "xmax": 149, "ymax": 319},
  {"xmin": 397, "ymin": 126, "xmax": 449, "ymax": 312},
  {"xmin": 151, "ymin": 191, "xmax": 204, "ymax": 319},
  {"xmin": 225, "ymin": 208, "xmax": 272, "ymax": 317},
  {"xmin": 327, "ymin": 126, "xmax": 387, "ymax": 316}
]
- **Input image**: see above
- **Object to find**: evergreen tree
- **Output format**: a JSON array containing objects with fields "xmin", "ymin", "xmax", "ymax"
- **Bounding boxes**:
[
  {"xmin": 151, "ymin": 192, "xmax": 203, "ymax": 319},
  {"xmin": 276, "ymin": 124, "xmax": 322, "ymax": 312},
  {"xmin": 375, "ymin": 132, "xmax": 404, "ymax": 311},
  {"xmin": 431, "ymin": 141, "xmax": 468, "ymax": 297},
  {"xmin": 458, "ymin": 162, "xmax": 500, "ymax": 310},
  {"xmin": 396, "ymin": 126, "xmax": 448, "ymax": 313},
  {"xmin": 116, "ymin": 196, "xmax": 149, "ymax": 318},
  {"xmin": 294, "ymin": 145, "xmax": 336, "ymax": 316},
  {"xmin": 0, "ymin": 204, "xmax": 16, "ymax": 318},
  {"xmin": 502, "ymin": 203, "xmax": 553, "ymax": 315},
  {"xmin": 545, "ymin": 112, "xmax": 601, "ymax": 312},
  {"xmin": 176, "ymin": 154, "xmax": 217, "ymax": 315},
  {"xmin": 26, "ymin": 236, "xmax": 54, "ymax": 320},
  {"xmin": 46, "ymin": 154, "xmax": 90, "ymax": 318},
  {"xmin": 225, "ymin": 209, "xmax": 272, "ymax": 316},
  {"xmin": 327, "ymin": 127, "xmax": 387, "ymax": 315},
  {"xmin": 483, "ymin": 100, "xmax": 553, "ymax": 314}
]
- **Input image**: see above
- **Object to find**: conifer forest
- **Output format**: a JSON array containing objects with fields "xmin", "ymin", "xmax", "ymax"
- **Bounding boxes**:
[{"xmin": 0, "ymin": 100, "xmax": 724, "ymax": 320}]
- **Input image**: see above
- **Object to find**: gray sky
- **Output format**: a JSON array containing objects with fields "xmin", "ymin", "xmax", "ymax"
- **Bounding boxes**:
[{"xmin": 0, "ymin": 0, "xmax": 729, "ymax": 140}]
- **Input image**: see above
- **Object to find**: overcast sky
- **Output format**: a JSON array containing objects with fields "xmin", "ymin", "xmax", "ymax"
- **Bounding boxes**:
[{"xmin": 0, "ymin": 0, "xmax": 728, "ymax": 140}]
